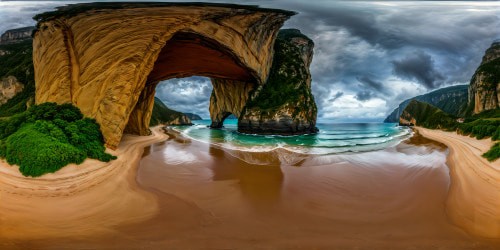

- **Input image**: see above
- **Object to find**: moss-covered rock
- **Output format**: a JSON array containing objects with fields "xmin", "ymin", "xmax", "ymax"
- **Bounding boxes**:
[{"xmin": 238, "ymin": 29, "xmax": 318, "ymax": 135}]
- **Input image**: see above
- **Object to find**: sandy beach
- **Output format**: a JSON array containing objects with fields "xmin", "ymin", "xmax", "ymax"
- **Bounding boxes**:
[
  {"xmin": 0, "ymin": 126, "xmax": 168, "ymax": 241},
  {"xmin": 1, "ymin": 127, "xmax": 500, "ymax": 249},
  {"xmin": 416, "ymin": 127, "xmax": 500, "ymax": 238}
]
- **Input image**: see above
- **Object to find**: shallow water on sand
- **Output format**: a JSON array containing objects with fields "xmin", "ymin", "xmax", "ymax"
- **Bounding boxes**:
[
  {"xmin": 122, "ymin": 129, "xmax": 498, "ymax": 248},
  {"xmin": 10, "ymin": 128, "xmax": 500, "ymax": 249}
]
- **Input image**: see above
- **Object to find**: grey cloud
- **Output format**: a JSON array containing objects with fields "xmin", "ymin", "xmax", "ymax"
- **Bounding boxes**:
[
  {"xmin": 1, "ymin": 0, "xmax": 499, "ymax": 122},
  {"xmin": 355, "ymin": 90, "xmax": 375, "ymax": 101},
  {"xmin": 392, "ymin": 51, "xmax": 445, "ymax": 89},
  {"xmin": 356, "ymin": 75, "xmax": 385, "ymax": 93},
  {"xmin": 328, "ymin": 91, "xmax": 344, "ymax": 102}
]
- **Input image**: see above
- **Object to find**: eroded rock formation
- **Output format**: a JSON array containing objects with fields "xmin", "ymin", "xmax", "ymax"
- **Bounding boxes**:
[
  {"xmin": 468, "ymin": 41, "xmax": 500, "ymax": 114},
  {"xmin": 209, "ymin": 79, "xmax": 256, "ymax": 128},
  {"xmin": 0, "ymin": 76, "xmax": 24, "ymax": 105},
  {"xmin": 238, "ymin": 29, "xmax": 318, "ymax": 134},
  {"xmin": 33, "ymin": 2, "xmax": 295, "ymax": 148}
]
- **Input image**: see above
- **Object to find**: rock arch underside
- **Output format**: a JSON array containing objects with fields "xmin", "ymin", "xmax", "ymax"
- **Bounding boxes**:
[{"xmin": 33, "ymin": 2, "xmax": 318, "ymax": 149}]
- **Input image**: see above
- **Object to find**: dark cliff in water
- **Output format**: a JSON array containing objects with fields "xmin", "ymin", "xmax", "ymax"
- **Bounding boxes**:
[{"xmin": 238, "ymin": 29, "xmax": 318, "ymax": 135}]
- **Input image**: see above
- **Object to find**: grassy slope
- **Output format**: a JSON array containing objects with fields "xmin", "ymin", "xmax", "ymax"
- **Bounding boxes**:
[
  {"xmin": 385, "ymin": 85, "xmax": 469, "ymax": 122},
  {"xmin": 150, "ymin": 97, "xmax": 191, "ymax": 126}
]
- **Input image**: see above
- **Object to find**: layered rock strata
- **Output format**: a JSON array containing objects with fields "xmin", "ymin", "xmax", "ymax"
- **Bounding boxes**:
[{"xmin": 33, "ymin": 3, "xmax": 295, "ymax": 148}]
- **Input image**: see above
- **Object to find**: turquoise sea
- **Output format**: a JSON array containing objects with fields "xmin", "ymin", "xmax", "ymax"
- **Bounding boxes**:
[{"xmin": 172, "ymin": 119, "xmax": 411, "ymax": 154}]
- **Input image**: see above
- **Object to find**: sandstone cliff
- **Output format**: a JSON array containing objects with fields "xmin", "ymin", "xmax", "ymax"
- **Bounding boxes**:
[
  {"xmin": 0, "ymin": 76, "xmax": 24, "ymax": 105},
  {"xmin": 238, "ymin": 29, "xmax": 318, "ymax": 135},
  {"xmin": 209, "ymin": 79, "xmax": 255, "ymax": 128},
  {"xmin": 467, "ymin": 41, "xmax": 500, "ymax": 114},
  {"xmin": 0, "ymin": 27, "xmax": 34, "ymax": 45},
  {"xmin": 33, "ymin": 2, "xmax": 295, "ymax": 148}
]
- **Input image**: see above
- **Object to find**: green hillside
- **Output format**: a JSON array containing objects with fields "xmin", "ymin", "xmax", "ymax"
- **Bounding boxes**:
[
  {"xmin": 150, "ymin": 97, "xmax": 192, "ymax": 126},
  {"xmin": 401, "ymin": 100, "xmax": 500, "ymax": 161},
  {"xmin": 385, "ymin": 85, "xmax": 468, "ymax": 122}
]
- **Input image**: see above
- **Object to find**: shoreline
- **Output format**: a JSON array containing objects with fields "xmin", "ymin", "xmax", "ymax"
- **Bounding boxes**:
[
  {"xmin": 1, "ymin": 125, "xmax": 500, "ymax": 248},
  {"xmin": 415, "ymin": 127, "xmax": 500, "ymax": 238},
  {"xmin": 0, "ymin": 126, "xmax": 168, "ymax": 240}
]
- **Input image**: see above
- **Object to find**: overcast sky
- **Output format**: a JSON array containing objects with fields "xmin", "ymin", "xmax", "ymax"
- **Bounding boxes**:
[{"xmin": 1, "ymin": 0, "xmax": 499, "ymax": 121}]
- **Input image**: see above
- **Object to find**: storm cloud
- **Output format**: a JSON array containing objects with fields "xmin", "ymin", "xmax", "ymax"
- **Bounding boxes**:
[
  {"xmin": 1, "ymin": 0, "xmax": 499, "ymax": 121},
  {"xmin": 392, "ymin": 51, "xmax": 445, "ymax": 89}
]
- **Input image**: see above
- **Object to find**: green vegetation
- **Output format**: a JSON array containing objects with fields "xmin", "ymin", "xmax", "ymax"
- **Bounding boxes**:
[
  {"xmin": 475, "ymin": 57, "xmax": 500, "ymax": 89},
  {"xmin": 150, "ymin": 97, "xmax": 191, "ymax": 126},
  {"xmin": 0, "ymin": 103, "xmax": 115, "ymax": 177},
  {"xmin": 0, "ymin": 40, "xmax": 35, "ymax": 117},
  {"xmin": 402, "ymin": 100, "xmax": 500, "ymax": 161},
  {"xmin": 401, "ymin": 100, "xmax": 457, "ymax": 130},
  {"xmin": 483, "ymin": 142, "xmax": 500, "ymax": 162},
  {"xmin": 245, "ymin": 29, "xmax": 316, "ymax": 117},
  {"xmin": 384, "ymin": 85, "xmax": 469, "ymax": 123}
]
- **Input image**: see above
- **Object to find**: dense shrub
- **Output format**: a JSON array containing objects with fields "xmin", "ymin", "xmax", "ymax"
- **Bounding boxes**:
[
  {"xmin": 0, "ymin": 103, "xmax": 116, "ymax": 177},
  {"xmin": 458, "ymin": 119, "xmax": 500, "ymax": 140},
  {"xmin": 483, "ymin": 142, "xmax": 500, "ymax": 162}
]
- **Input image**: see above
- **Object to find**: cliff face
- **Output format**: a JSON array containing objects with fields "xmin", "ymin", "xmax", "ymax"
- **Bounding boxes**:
[
  {"xmin": 468, "ymin": 41, "xmax": 500, "ymax": 114},
  {"xmin": 385, "ymin": 85, "xmax": 468, "ymax": 123},
  {"xmin": 149, "ymin": 97, "xmax": 192, "ymax": 126},
  {"xmin": 33, "ymin": 3, "xmax": 294, "ymax": 148},
  {"xmin": 0, "ymin": 76, "xmax": 24, "ymax": 105},
  {"xmin": 0, "ymin": 27, "xmax": 35, "ymax": 45},
  {"xmin": 209, "ymin": 79, "xmax": 255, "ymax": 128},
  {"xmin": 238, "ymin": 29, "xmax": 318, "ymax": 135}
]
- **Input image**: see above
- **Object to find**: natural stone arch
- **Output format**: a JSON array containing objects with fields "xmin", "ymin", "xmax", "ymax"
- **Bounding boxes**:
[{"xmin": 33, "ymin": 3, "xmax": 295, "ymax": 148}]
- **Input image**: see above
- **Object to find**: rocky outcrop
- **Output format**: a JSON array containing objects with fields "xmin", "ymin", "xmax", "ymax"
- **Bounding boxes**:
[
  {"xmin": 238, "ymin": 29, "xmax": 318, "ymax": 135},
  {"xmin": 209, "ymin": 79, "xmax": 256, "ymax": 128},
  {"xmin": 0, "ymin": 76, "xmax": 24, "ymax": 105},
  {"xmin": 385, "ymin": 85, "xmax": 468, "ymax": 123},
  {"xmin": 467, "ymin": 41, "xmax": 500, "ymax": 114},
  {"xmin": 0, "ymin": 27, "xmax": 34, "ymax": 45},
  {"xmin": 33, "ymin": 2, "xmax": 295, "ymax": 148},
  {"xmin": 150, "ymin": 97, "xmax": 192, "ymax": 126},
  {"xmin": 184, "ymin": 113, "xmax": 202, "ymax": 120}
]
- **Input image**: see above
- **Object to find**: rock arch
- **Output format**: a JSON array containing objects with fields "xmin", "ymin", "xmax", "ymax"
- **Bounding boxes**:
[{"xmin": 33, "ymin": 3, "xmax": 295, "ymax": 148}]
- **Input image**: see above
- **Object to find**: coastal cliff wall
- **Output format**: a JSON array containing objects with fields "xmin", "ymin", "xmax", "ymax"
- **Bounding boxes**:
[
  {"xmin": 0, "ymin": 27, "xmax": 35, "ymax": 45},
  {"xmin": 468, "ymin": 41, "xmax": 500, "ymax": 114},
  {"xmin": 238, "ymin": 29, "xmax": 318, "ymax": 134},
  {"xmin": 33, "ymin": 3, "xmax": 294, "ymax": 148}
]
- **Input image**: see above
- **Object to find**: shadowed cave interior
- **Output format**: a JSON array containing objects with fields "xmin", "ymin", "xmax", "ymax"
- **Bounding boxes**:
[{"xmin": 124, "ymin": 32, "xmax": 258, "ymax": 135}]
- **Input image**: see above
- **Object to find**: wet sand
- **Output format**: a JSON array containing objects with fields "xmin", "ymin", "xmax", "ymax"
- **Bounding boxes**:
[
  {"xmin": 416, "ymin": 127, "xmax": 500, "ymax": 238},
  {"xmin": 2, "ymin": 127, "xmax": 500, "ymax": 249}
]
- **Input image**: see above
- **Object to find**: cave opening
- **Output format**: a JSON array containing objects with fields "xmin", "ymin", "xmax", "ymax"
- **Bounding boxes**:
[{"xmin": 124, "ymin": 31, "xmax": 258, "ymax": 136}]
